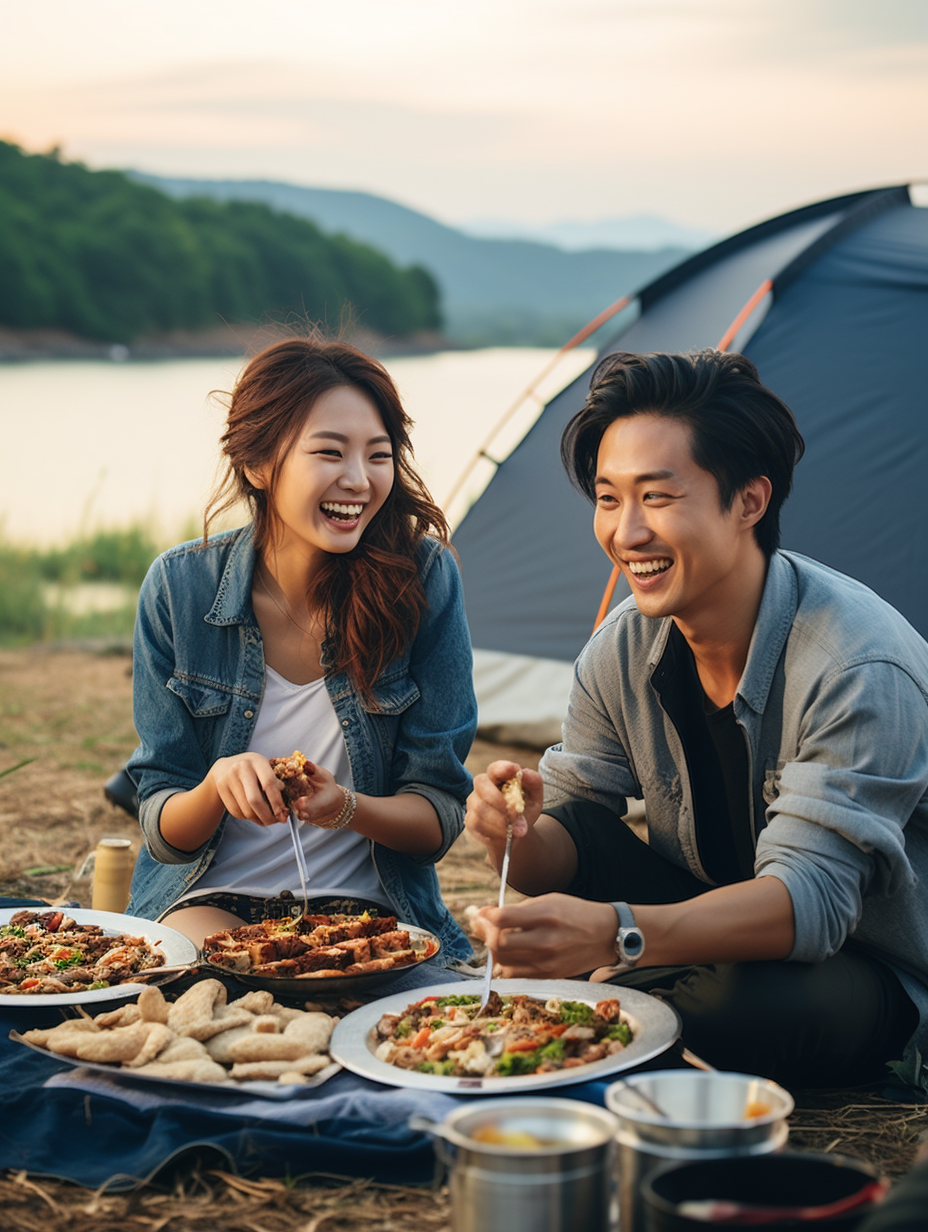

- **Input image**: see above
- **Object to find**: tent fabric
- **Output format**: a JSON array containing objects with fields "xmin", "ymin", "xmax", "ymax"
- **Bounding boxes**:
[{"xmin": 453, "ymin": 187, "xmax": 928, "ymax": 741}]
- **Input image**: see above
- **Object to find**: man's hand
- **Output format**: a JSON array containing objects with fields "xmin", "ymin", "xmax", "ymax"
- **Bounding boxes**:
[
  {"xmin": 465, "ymin": 760, "xmax": 543, "ymax": 869},
  {"xmin": 471, "ymin": 893, "xmax": 618, "ymax": 979}
]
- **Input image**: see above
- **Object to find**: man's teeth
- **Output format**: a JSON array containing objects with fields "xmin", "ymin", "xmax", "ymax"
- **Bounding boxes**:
[
  {"xmin": 627, "ymin": 558, "xmax": 672, "ymax": 576},
  {"xmin": 321, "ymin": 502, "xmax": 363, "ymax": 519}
]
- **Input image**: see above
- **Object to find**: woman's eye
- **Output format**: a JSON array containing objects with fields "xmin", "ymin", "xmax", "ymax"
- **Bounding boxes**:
[{"xmin": 371, "ymin": 451, "xmax": 394, "ymax": 461}]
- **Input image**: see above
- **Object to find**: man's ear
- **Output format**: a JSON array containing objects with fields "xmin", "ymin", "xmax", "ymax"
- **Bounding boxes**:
[{"xmin": 740, "ymin": 476, "xmax": 772, "ymax": 529}]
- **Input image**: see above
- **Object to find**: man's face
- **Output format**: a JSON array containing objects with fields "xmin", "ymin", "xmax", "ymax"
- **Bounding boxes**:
[{"xmin": 593, "ymin": 413, "xmax": 766, "ymax": 630}]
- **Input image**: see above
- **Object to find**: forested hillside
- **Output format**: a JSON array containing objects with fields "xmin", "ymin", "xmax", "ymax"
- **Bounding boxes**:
[{"xmin": 0, "ymin": 142, "xmax": 442, "ymax": 344}]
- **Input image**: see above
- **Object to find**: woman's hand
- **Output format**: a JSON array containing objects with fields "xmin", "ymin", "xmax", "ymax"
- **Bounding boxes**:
[
  {"xmin": 465, "ymin": 760, "xmax": 543, "ymax": 865},
  {"xmin": 288, "ymin": 762, "xmax": 348, "ymax": 828},
  {"xmin": 472, "ymin": 893, "xmax": 618, "ymax": 979},
  {"xmin": 207, "ymin": 753, "xmax": 289, "ymax": 827}
]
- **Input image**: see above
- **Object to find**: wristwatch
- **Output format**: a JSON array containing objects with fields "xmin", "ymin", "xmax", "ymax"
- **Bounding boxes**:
[{"xmin": 610, "ymin": 901, "xmax": 645, "ymax": 968}]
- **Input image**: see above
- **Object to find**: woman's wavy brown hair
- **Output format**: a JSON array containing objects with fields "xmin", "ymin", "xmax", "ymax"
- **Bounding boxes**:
[{"xmin": 204, "ymin": 334, "xmax": 450, "ymax": 702}]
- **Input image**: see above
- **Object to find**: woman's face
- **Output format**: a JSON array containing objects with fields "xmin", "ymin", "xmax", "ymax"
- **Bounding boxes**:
[{"xmin": 259, "ymin": 385, "xmax": 395, "ymax": 567}]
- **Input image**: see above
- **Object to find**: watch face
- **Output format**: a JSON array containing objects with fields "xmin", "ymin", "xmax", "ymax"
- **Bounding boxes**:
[{"xmin": 617, "ymin": 927, "xmax": 644, "ymax": 963}]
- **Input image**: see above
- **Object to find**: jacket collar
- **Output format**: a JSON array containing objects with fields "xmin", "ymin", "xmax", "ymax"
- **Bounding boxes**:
[
  {"xmin": 646, "ymin": 550, "xmax": 798, "ymax": 715},
  {"xmin": 205, "ymin": 524, "xmax": 259, "ymax": 627},
  {"xmin": 736, "ymin": 550, "xmax": 798, "ymax": 714}
]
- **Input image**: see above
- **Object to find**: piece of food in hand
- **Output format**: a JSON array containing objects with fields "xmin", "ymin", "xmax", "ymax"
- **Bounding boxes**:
[
  {"xmin": 269, "ymin": 750, "xmax": 316, "ymax": 807},
  {"xmin": 500, "ymin": 770, "xmax": 525, "ymax": 817}
]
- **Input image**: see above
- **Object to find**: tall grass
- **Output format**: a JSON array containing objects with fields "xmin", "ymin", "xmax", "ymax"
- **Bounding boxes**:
[{"xmin": 0, "ymin": 525, "xmax": 159, "ymax": 646}]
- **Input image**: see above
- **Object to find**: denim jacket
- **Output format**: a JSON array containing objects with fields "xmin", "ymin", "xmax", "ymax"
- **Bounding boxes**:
[
  {"xmin": 541, "ymin": 550, "xmax": 928, "ymax": 1064},
  {"xmin": 126, "ymin": 525, "xmax": 477, "ymax": 965}
]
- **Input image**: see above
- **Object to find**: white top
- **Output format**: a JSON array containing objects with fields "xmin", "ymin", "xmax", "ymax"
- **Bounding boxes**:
[{"xmin": 179, "ymin": 665, "xmax": 387, "ymax": 905}]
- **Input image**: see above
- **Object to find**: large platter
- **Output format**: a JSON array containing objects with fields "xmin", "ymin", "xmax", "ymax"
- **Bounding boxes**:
[
  {"xmin": 329, "ymin": 978, "xmax": 681, "ymax": 1095},
  {"xmin": 214, "ymin": 921, "xmax": 441, "ymax": 999},
  {"xmin": 10, "ymin": 1029, "xmax": 341, "ymax": 1100},
  {"xmin": 0, "ymin": 907, "xmax": 198, "ymax": 1007}
]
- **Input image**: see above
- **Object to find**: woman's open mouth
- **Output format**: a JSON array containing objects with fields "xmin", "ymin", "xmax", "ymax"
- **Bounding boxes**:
[{"xmin": 320, "ymin": 501, "xmax": 365, "ymax": 525}]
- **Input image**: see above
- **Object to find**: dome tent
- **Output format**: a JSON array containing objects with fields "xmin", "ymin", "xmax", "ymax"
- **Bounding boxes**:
[{"xmin": 452, "ymin": 186, "xmax": 928, "ymax": 745}]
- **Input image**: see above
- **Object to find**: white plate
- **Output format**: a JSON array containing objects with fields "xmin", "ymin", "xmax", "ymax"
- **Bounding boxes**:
[
  {"xmin": 0, "ymin": 907, "xmax": 198, "ymax": 1006},
  {"xmin": 329, "ymin": 979, "xmax": 681, "ymax": 1095},
  {"xmin": 9, "ymin": 1030, "xmax": 341, "ymax": 1100}
]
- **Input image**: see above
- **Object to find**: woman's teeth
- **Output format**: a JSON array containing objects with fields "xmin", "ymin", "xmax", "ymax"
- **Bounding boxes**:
[
  {"xmin": 627, "ymin": 558, "xmax": 672, "ymax": 576},
  {"xmin": 321, "ymin": 502, "xmax": 363, "ymax": 521}
]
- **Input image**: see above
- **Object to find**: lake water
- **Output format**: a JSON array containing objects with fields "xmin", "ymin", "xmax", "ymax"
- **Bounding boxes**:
[{"xmin": 0, "ymin": 347, "xmax": 594, "ymax": 547}]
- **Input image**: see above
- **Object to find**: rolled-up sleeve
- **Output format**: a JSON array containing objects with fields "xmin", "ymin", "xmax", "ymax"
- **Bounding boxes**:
[{"xmin": 756, "ymin": 661, "xmax": 926, "ymax": 962}]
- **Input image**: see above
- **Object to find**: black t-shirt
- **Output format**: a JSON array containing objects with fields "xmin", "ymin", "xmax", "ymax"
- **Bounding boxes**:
[{"xmin": 652, "ymin": 625, "xmax": 756, "ymax": 884}]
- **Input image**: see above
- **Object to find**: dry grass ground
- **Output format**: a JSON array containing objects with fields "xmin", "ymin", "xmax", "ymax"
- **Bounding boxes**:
[{"xmin": 1, "ymin": 646, "xmax": 926, "ymax": 1230}]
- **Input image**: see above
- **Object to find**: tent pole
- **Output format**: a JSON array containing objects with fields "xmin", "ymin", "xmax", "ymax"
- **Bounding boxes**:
[{"xmin": 444, "ymin": 296, "xmax": 634, "ymax": 513}]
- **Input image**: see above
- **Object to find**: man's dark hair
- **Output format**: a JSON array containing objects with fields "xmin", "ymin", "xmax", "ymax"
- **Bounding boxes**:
[{"xmin": 560, "ymin": 349, "xmax": 806, "ymax": 557}]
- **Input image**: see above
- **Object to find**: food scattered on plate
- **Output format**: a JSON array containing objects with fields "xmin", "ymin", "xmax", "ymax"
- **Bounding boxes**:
[
  {"xmin": 373, "ymin": 990, "xmax": 634, "ymax": 1078},
  {"xmin": 19, "ymin": 979, "xmax": 337, "ymax": 1085},
  {"xmin": 269, "ymin": 750, "xmax": 316, "ymax": 806},
  {"xmin": 500, "ymin": 771, "xmax": 525, "ymax": 816},
  {"xmin": 0, "ymin": 909, "xmax": 166, "ymax": 995},
  {"xmin": 203, "ymin": 911, "xmax": 438, "ymax": 980}
]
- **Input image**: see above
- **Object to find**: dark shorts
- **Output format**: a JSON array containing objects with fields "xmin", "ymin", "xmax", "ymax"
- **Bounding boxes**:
[
  {"xmin": 549, "ymin": 798, "xmax": 920, "ymax": 1087},
  {"xmin": 163, "ymin": 890, "xmax": 391, "ymax": 926}
]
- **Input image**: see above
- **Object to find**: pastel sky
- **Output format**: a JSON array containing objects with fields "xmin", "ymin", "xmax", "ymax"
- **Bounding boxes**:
[{"xmin": 2, "ymin": 0, "xmax": 926, "ymax": 234}]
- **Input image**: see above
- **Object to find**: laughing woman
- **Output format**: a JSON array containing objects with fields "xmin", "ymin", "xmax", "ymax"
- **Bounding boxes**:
[{"xmin": 125, "ymin": 335, "xmax": 477, "ymax": 961}]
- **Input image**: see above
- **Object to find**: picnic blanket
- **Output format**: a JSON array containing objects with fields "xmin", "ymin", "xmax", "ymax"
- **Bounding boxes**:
[{"xmin": 0, "ymin": 897, "xmax": 682, "ymax": 1191}]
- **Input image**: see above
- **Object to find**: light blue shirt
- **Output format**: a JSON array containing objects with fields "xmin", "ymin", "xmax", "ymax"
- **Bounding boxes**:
[
  {"xmin": 541, "ymin": 550, "xmax": 928, "ymax": 1064},
  {"xmin": 126, "ymin": 525, "xmax": 477, "ymax": 965}
]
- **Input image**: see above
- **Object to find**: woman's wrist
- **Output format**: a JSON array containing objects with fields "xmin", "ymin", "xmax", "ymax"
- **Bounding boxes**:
[{"xmin": 316, "ymin": 786, "xmax": 357, "ymax": 830}]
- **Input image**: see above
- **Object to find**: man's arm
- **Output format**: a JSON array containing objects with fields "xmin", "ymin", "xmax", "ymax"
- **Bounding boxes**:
[
  {"xmin": 465, "ymin": 761, "xmax": 580, "ymax": 893},
  {"xmin": 472, "ymin": 875, "xmax": 795, "ymax": 979}
]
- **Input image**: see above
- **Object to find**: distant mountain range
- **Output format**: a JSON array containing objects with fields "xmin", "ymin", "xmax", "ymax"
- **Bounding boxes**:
[
  {"xmin": 462, "ymin": 215, "xmax": 716, "ymax": 253},
  {"xmin": 130, "ymin": 172, "xmax": 701, "ymax": 346}
]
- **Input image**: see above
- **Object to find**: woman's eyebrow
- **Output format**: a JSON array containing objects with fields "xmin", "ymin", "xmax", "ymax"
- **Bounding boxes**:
[{"xmin": 309, "ymin": 430, "xmax": 392, "ymax": 444}]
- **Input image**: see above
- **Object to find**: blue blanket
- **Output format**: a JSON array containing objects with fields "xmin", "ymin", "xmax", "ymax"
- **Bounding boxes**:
[{"xmin": 0, "ymin": 898, "xmax": 680, "ymax": 1190}]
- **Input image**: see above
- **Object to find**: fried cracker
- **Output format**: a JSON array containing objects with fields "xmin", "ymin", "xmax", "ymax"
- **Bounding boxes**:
[{"xmin": 282, "ymin": 1011, "xmax": 335, "ymax": 1053}]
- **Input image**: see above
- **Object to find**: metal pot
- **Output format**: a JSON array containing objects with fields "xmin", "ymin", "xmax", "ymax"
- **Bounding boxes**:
[
  {"xmin": 605, "ymin": 1070, "xmax": 794, "ymax": 1231},
  {"xmin": 410, "ymin": 1097, "xmax": 620, "ymax": 1232}
]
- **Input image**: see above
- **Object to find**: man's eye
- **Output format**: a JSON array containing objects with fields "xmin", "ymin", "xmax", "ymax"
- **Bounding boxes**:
[
  {"xmin": 643, "ymin": 492, "xmax": 671, "ymax": 502},
  {"xmin": 595, "ymin": 492, "xmax": 617, "ymax": 505}
]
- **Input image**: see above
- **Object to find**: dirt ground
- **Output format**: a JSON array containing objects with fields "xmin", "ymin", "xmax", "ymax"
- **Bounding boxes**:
[{"xmin": 1, "ymin": 646, "xmax": 926, "ymax": 1230}]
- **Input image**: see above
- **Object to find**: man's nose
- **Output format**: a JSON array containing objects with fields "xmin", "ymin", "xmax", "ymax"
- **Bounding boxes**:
[{"xmin": 614, "ymin": 502, "xmax": 651, "ymax": 549}]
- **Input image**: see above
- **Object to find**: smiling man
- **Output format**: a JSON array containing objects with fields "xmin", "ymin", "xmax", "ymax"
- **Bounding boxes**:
[{"xmin": 466, "ymin": 348, "xmax": 928, "ymax": 1087}]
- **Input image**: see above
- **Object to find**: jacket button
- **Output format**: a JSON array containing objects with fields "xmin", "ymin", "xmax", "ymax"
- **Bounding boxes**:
[
  {"xmin": 244, "ymin": 709, "xmax": 254, "ymax": 719},
  {"xmin": 342, "ymin": 720, "xmax": 349, "ymax": 727}
]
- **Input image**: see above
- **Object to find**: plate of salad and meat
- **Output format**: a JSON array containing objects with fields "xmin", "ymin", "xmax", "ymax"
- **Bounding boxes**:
[{"xmin": 329, "ymin": 979, "xmax": 681, "ymax": 1094}]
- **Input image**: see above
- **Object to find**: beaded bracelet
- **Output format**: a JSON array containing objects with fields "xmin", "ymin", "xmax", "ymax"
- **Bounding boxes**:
[{"xmin": 317, "ymin": 786, "xmax": 357, "ymax": 831}]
